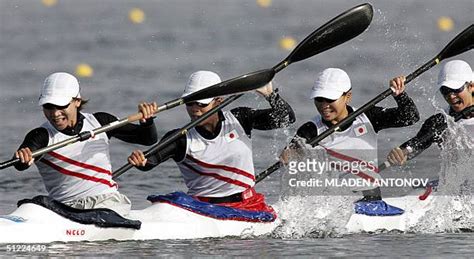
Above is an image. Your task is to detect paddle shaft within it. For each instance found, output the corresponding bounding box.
[0,73,277,172]
[0,93,239,170]
[111,47,291,179]
[2,4,375,171]
[112,4,375,179]
[257,24,474,183]
[112,94,242,179]
[255,58,442,183]
[0,114,139,170]
[0,99,189,170]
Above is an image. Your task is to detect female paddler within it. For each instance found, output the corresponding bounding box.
[281,68,420,216]
[14,72,158,216]
[128,70,295,220]
[387,60,473,167]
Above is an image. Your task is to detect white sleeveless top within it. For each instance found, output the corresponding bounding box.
[310,110,380,182]
[443,107,474,134]
[458,117,474,132]
[177,111,255,197]
[457,117,474,149]
[36,113,117,202]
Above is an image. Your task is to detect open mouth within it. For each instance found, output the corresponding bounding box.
[321,109,334,117]
[52,117,66,125]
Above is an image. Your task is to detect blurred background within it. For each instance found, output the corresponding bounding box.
[0,0,473,213]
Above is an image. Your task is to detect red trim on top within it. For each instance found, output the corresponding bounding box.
[186,155,255,181]
[324,147,380,173]
[41,159,117,188]
[182,162,252,189]
[156,199,273,223]
[48,151,112,175]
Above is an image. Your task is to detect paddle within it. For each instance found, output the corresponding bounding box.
[256,24,474,184]
[0,3,374,171]
[271,3,373,73]
[111,3,375,179]
[0,71,271,171]
[113,94,243,179]
[379,105,474,171]
[140,2,374,114]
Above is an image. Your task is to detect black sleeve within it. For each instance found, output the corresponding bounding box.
[135,129,187,171]
[14,127,49,171]
[364,92,420,132]
[93,112,158,145]
[399,113,447,156]
[295,121,319,147]
[230,90,296,135]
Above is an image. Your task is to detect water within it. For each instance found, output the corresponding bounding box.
[4,234,474,257]
[1,0,473,256]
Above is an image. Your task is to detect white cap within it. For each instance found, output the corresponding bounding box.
[182,70,221,104]
[310,68,351,100]
[38,72,81,106]
[437,60,473,90]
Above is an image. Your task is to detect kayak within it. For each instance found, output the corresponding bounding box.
[3,187,470,243]
[0,192,279,243]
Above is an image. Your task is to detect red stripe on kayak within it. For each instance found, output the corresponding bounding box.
[182,162,252,189]
[41,159,117,188]
[186,155,255,181]
[48,151,112,176]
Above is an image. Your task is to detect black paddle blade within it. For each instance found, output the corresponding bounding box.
[438,24,474,61]
[279,3,373,70]
[182,69,275,103]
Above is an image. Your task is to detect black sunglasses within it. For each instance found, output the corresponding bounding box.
[314,97,338,103]
[185,101,211,108]
[439,84,466,96]
[43,102,71,110]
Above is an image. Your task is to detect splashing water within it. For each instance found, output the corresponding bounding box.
[410,115,474,233]
[270,109,473,236]
[271,195,354,238]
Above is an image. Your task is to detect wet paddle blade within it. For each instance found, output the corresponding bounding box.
[437,24,474,61]
[282,3,373,67]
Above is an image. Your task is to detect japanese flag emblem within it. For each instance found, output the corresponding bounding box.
[354,125,367,136]
[225,129,239,142]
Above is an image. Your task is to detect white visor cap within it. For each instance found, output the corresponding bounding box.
[38,72,81,106]
[310,68,351,100]
[182,71,222,104]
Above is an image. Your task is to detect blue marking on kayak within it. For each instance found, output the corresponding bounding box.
[0,215,26,223]
[147,192,276,222]
[354,200,405,216]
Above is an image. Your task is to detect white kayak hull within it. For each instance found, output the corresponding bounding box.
[0,202,278,243]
